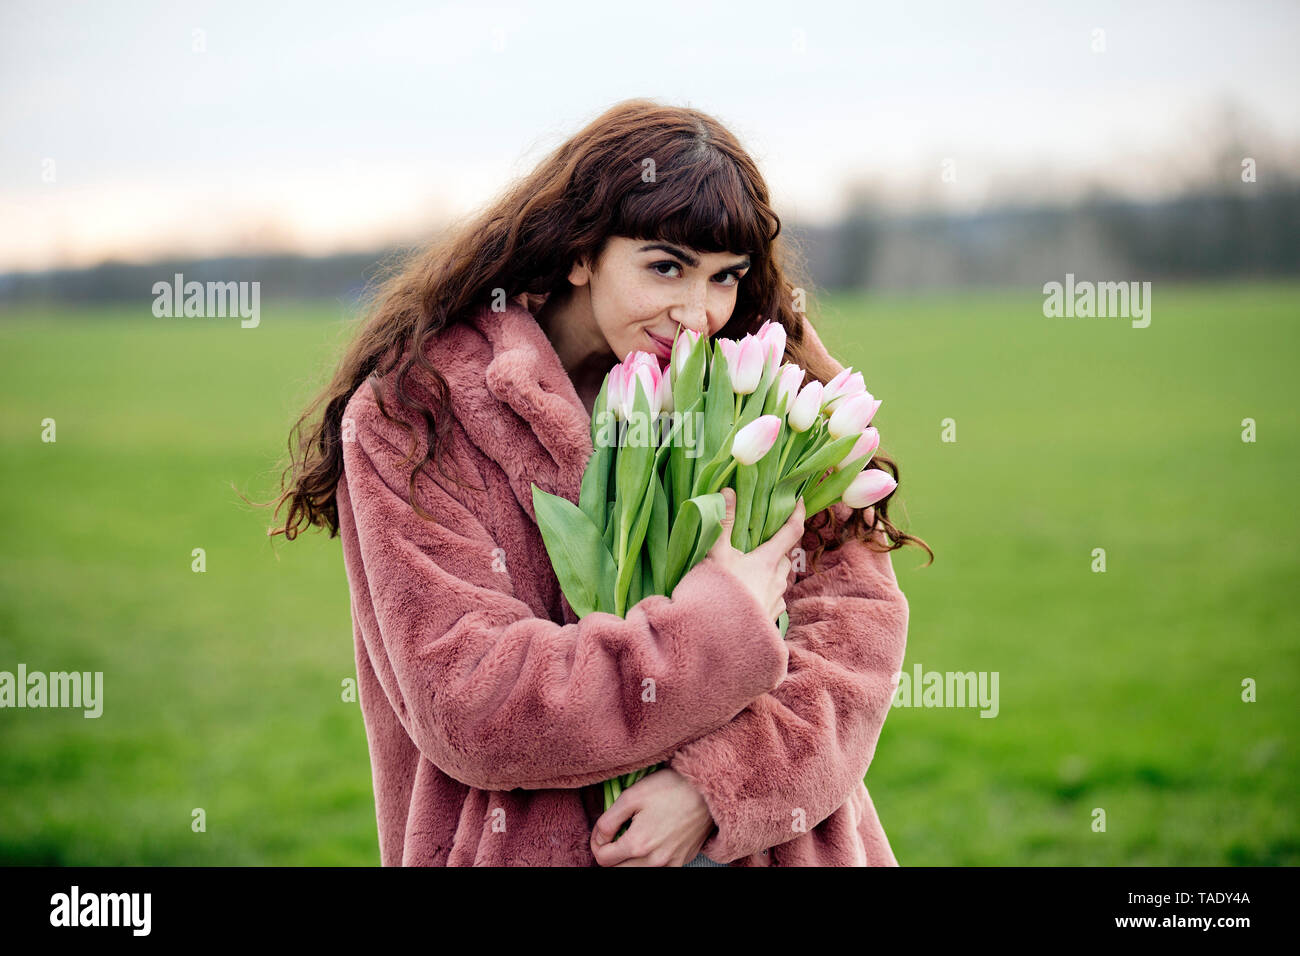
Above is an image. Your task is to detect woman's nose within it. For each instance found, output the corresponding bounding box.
[670,286,709,334]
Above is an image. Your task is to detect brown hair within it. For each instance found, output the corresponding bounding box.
[265,98,932,570]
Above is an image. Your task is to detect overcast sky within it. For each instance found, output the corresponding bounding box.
[2,0,1297,271]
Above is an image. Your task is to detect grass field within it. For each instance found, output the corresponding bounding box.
[1,281,1297,865]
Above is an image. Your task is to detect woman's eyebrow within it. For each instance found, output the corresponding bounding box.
[638,243,750,272]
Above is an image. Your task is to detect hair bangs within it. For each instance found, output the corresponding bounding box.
[612,155,776,258]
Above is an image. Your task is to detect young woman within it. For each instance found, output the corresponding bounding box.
[270,99,931,866]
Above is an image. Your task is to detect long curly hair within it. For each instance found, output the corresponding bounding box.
[265,97,933,571]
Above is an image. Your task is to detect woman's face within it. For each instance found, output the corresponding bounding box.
[569,235,752,367]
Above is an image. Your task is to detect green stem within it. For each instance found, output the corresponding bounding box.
[614,517,630,616]
[775,429,795,479]
[706,458,739,496]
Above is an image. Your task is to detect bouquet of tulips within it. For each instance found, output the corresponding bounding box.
[530,319,896,822]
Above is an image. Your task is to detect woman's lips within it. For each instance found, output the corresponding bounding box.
[645,330,673,358]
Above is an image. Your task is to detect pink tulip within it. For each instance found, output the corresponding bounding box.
[842,468,897,509]
[715,337,737,371]
[755,319,787,368]
[823,368,866,412]
[607,363,630,420]
[827,391,877,439]
[717,335,765,394]
[834,427,880,470]
[731,415,781,465]
[672,326,701,377]
[631,358,666,419]
[862,396,882,427]
[612,351,666,419]
[775,363,804,414]
[787,380,823,432]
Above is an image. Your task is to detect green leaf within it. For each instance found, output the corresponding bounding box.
[531,483,618,617]
[614,373,655,561]
[603,498,616,556]
[669,397,703,518]
[803,454,874,515]
[777,427,814,480]
[735,461,757,552]
[747,392,789,546]
[761,480,800,542]
[640,539,655,602]
[616,473,658,615]
[647,471,669,596]
[665,492,727,592]
[782,433,858,487]
[578,440,612,532]
[673,336,707,427]
[627,546,644,609]
[692,345,734,495]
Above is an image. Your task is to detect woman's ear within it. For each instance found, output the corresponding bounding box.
[568,256,592,287]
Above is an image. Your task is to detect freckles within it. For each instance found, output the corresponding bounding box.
[630,293,661,321]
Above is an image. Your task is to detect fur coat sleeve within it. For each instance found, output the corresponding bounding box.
[340,387,794,792]
[667,501,909,862]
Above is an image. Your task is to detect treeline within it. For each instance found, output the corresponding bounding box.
[2,185,1296,309]
[798,184,1300,293]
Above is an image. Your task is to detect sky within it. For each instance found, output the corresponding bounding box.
[2,0,1298,272]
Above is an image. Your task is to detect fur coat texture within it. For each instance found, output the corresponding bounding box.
[335,295,910,865]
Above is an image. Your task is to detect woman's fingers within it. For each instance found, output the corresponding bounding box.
[758,497,806,561]
[592,807,646,866]
[591,793,639,850]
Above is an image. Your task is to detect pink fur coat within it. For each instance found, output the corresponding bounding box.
[335,296,910,865]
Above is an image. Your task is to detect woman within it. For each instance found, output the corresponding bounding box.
[269,99,932,866]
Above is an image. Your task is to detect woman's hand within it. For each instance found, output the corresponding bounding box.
[590,768,717,867]
[706,487,806,622]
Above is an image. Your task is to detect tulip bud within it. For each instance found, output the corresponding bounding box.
[612,351,666,420]
[607,364,630,421]
[787,380,823,432]
[775,363,804,415]
[715,338,737,378]
[842,468,897,509]
[834,427,879,470]
[827,392,875,439]
[823,368,866,412]
[756,319,787,369]
[632,363,662,419]
[672,327,701,377]
[861,397,882,428]
[720,335,764,394]
[731,415,781,465]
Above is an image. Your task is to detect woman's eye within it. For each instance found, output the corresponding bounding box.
[651,261,745,285]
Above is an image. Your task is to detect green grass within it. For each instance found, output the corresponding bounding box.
[1,282,1297,865]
